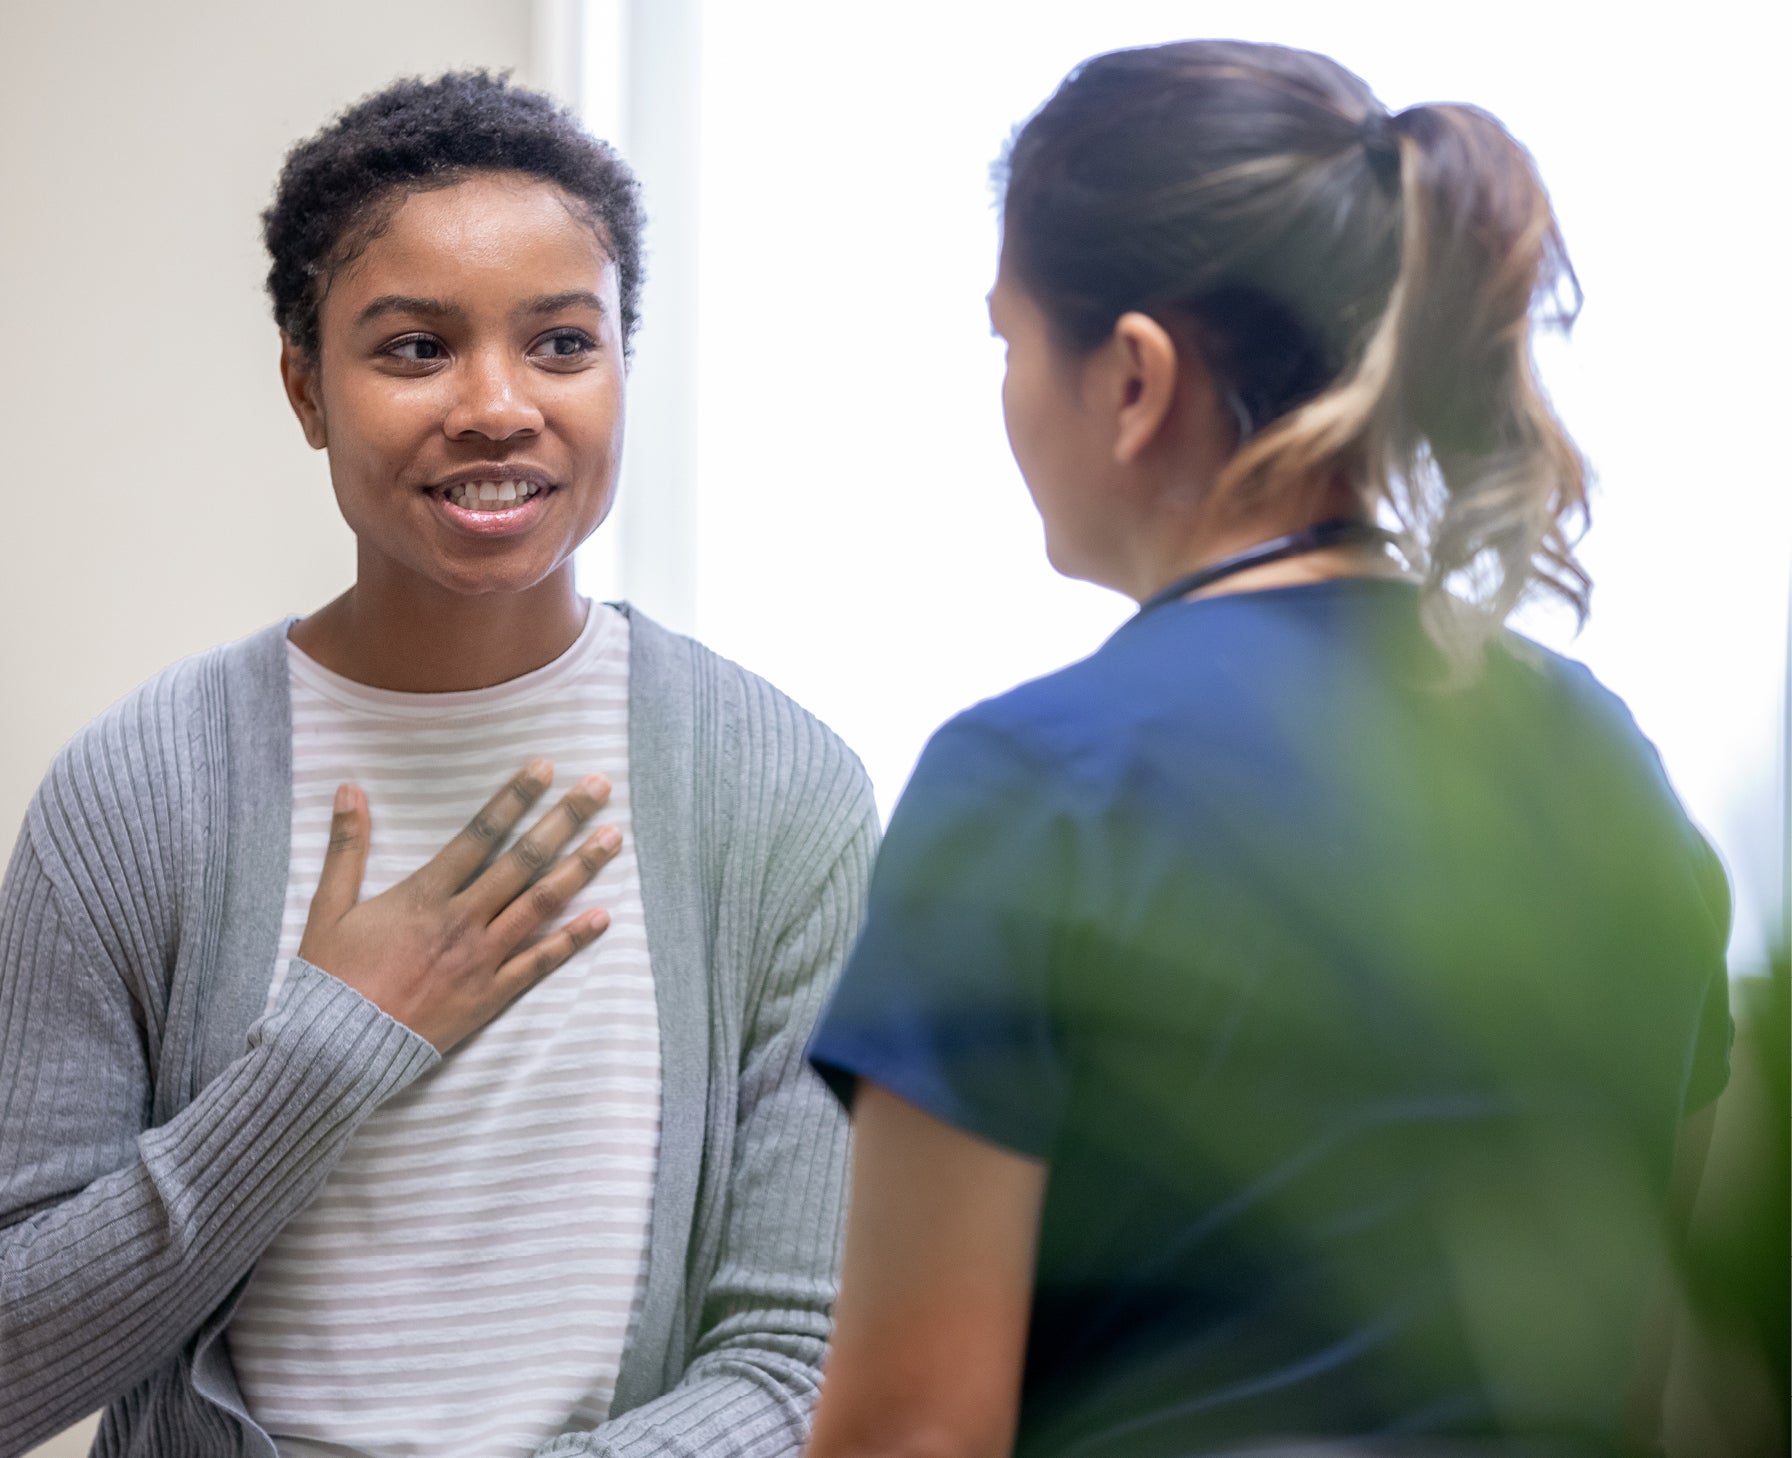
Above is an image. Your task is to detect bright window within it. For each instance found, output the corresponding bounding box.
[584,0,1789,974]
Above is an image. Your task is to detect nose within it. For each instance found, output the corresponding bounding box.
[443,348,544,442]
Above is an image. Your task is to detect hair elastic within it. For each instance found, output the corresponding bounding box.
[1359,110,1403,188]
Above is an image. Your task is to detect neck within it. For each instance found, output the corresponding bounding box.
[1121,479,1399,605]
[1142,521,1404,608]
[290,563,589,692]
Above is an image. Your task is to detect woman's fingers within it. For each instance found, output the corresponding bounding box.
[294,773,618,1053]
[485,823,622,954]
[307,784,371,929]
[494,906,612,1001]
[425,759,554,892]
[465,774,611,919]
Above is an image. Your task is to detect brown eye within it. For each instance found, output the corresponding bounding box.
[531,329,597,364]
[386,335,447,362]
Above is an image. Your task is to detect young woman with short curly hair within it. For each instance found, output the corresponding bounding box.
[0,71,874,1458]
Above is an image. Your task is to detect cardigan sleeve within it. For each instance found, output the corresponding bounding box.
[535,774,879,1458]
[0,815,439,1455]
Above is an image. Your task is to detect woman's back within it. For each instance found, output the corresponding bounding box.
[817,578,1728,1454]
[804,37,1728,1458]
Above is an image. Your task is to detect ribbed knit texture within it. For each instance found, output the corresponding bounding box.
[231,606,660,1454]
[0,607,876,1458]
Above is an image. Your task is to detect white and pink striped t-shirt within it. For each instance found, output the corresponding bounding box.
[228,604,660,1458]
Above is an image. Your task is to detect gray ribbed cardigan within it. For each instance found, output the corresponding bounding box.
[0,607,877,1458]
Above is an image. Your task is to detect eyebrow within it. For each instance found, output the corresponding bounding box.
[522,290,607,317]
[354,291,607,327]
[356,294,456,326]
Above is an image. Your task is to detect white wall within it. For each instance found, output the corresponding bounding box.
[0,0,556,847]
[0,5,558,1451]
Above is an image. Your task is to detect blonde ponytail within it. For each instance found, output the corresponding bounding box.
[1001,42,1593,673]
[1216,102,1591,669]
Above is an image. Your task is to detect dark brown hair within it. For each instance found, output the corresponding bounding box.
[264,71,645,362]
[997,40,1590,663]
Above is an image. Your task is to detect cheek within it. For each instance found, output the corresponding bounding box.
[1002,353,1075,512]
[588,375,627,450]
[561,375,627,484]
[1000,358,1040,476]
[323,372,441,466]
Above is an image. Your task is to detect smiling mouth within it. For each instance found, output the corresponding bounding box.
[441,478,549,511]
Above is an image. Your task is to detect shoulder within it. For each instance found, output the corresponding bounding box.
[882,689,1094,880]
[914,628,1164,799]
[1522,642,1650,746]
[1486,632,1682,802]
[14,621,284,984]
[1503,631,1720,853]
[620,605,876,867]
[34,641,220,837]
[940,592,1318,754]
[28,621,289,883]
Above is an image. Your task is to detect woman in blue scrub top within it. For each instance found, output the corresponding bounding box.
[805,40,1730,1458]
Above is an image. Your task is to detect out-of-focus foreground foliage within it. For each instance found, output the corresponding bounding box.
[1666,942,1789,1457]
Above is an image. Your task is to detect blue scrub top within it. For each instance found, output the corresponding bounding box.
[810,578,1730,1457]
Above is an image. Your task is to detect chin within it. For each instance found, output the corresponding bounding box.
[1041,527,1095,584]
[1041,532,1134,600]
[424,551,569,599]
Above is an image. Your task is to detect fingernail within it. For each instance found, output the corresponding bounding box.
[597,826,622,853]
[523,757,552,783]
[334,784,353,813]
[577,774,609,798]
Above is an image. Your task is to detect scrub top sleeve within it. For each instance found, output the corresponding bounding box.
[808,716,1072,1160]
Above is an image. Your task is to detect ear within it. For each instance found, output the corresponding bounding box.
[1108,311,1183,464]
[279,334,329,451]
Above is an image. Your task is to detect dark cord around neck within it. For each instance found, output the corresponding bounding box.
[1135,518,1402,616]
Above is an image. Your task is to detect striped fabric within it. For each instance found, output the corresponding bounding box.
[0,609,877,1458]
[228,606,660,1456]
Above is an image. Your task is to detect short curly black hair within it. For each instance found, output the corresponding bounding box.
[263,70,644,360]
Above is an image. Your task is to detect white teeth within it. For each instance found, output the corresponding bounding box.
[444,480,543,510]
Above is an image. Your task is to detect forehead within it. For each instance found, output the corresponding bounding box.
[330,173,617,310]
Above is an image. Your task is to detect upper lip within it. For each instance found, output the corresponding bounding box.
[426,464,557,495]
